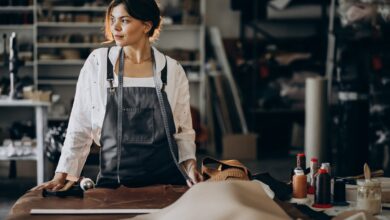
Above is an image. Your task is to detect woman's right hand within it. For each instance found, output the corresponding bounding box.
[30,172,67,191]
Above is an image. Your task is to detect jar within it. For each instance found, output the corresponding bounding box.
[356,179,382,215]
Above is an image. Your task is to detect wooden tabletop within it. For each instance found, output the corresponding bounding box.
[8,185,187,220]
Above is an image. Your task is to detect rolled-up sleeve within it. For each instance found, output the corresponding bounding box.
[173,64,197,163]
[55,53,95,178]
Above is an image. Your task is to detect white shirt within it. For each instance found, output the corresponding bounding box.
[55,46,196,178]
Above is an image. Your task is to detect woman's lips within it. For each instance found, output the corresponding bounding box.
[114,35,123,39]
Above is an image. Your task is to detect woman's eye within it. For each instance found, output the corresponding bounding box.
[122,19,129,23]
[110,17,115,23]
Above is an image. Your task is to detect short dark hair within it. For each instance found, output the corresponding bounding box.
[104,0,162,42]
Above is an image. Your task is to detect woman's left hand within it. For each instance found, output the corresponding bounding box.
[181,159,203,187]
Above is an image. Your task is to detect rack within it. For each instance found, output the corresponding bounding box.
[241,1,327,130]
[0,100,50,184]
[0,0,206,122]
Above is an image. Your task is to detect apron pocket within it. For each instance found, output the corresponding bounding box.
[122,107,154,144]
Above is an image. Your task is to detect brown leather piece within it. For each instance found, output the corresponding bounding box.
[8,185,187,220]
[201,157,251,181]
[131,181,291,220]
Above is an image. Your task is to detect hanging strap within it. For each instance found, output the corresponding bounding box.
[116,47,124,183]
[106,47,114,92]
[161,58,167,91]
[152,52,193,185]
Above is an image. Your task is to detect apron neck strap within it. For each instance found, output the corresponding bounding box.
[107,47,167,90]
[106,47,114,91]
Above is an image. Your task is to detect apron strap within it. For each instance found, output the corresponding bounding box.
[152,51,192,184]
[106,47,114,92]
[116,47,124,183]
[161,57,167,91]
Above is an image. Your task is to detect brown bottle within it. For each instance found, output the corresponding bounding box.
[293,168,307,199]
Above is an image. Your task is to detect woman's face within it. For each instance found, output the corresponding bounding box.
[110,4,151,46]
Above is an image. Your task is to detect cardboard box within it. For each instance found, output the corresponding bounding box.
[23,90,51,102]
[222,133,258,160]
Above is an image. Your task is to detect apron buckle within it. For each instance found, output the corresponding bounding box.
[108,79,115,93]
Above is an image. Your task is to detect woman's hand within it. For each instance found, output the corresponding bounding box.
[30,172,67,191]
[181,159,203,187]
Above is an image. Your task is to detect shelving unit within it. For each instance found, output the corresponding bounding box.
[0,0,206,122]
[240,1,327,127]
[33,0,206,121]
[0,99,50,184]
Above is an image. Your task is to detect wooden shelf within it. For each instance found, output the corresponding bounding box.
[267,4,325,20]
[0,154,37,161]
[37,22,103,28]
[37,43,103,48]
[0,25,33,30]
[38,6,106,12]
[163,25,200,31]
[47,116,69,121]
[180,61,201,66]
[38,60,85,65]
[0,6,34,12]
[0,99,50,107]
[0,61,34,67]
[250,108,304,114]
[39,79,77,85]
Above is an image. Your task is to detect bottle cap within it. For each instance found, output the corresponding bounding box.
[318,168,328,174]
[294,168,304,175]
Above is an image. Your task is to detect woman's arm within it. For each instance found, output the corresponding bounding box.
[32,52,97,191]
[54,52,96,179]
[173,64,202,185]
[173,64,196,164]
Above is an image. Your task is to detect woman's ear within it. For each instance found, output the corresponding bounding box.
[144,21,152,34]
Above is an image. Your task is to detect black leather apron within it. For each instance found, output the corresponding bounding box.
[96,47,185,188]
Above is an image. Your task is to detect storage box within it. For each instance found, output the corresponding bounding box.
[222,133,258,160]
[23,90,51,102]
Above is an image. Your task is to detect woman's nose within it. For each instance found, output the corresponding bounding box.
[112,20,121,31]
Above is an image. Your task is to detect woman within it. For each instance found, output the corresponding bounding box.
[34,0,202,190]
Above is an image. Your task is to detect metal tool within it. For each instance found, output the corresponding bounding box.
[42,179,95,198]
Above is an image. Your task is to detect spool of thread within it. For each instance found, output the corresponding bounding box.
[321,162,331,177]
[293,168,307,199]
[297,153,306,169]
[308,157,318,194]
[333,178,349,206]
[313,168,332,208]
